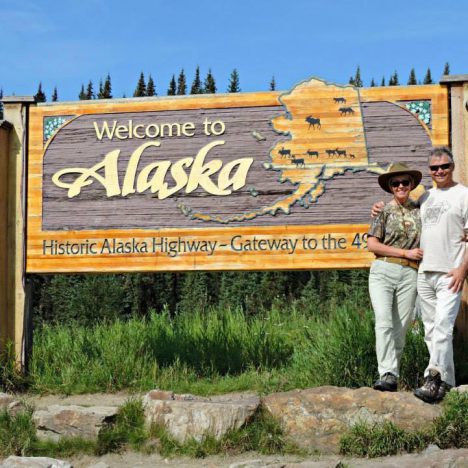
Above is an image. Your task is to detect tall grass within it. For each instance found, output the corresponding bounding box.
[24,294,446,395]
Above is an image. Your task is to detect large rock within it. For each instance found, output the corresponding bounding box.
[33,405,118,441]
[262,386,442,454]
[0,393,24,416]
[143,390,260,443]
[1,456,72,468]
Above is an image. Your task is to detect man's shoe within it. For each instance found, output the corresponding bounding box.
[373,372,397,392]
[436,381,453,402]
[414,370,441,403]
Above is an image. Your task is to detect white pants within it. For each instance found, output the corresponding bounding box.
[369,260,418,378]
[417,271,462,387]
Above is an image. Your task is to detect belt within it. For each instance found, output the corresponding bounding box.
[375,256,419,270]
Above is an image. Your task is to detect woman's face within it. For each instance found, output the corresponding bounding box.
[389,175,412,203]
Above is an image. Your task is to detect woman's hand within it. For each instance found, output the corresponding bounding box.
[404,248,423,261]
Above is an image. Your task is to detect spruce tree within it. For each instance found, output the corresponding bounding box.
[86,81,94,100]
[167,75,176,95]
[269,76,276,91]
[348,76,355,86]
[146,75,156,96]
[97,79,104,99]
[407,68,417,85]
[177,69,186,95]
[423,68,433,84]
[389,71,399,86]
[78,84,86,100]
[134,72,146,97]
[34,82,46,102]
[190,66,202,94]
[227,69,240,93]
[353,66,363,87]
[51,86,58,102]
[203,69,217,94]
[443,62,450,75]
[381,76,386,86]
[370,78,376,87]
[102,74,112,98]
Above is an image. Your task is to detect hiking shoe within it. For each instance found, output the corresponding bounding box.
[373,372,398,392]
[414,370,441,404]
[436,381,453,402]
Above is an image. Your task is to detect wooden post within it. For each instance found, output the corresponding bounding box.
[440,75,468,339]
[0,97,35,368]
[0,120,12,351]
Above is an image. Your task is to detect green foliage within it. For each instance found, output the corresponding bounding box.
[423,68,433,84]
[443,62,450,75]
[134,72,146,97]
[190,66,202,94]
[389,71,399,86]
[34,82,46,102]
[0,341,28,393]
[407,68,417,85]
[146,75,156,96]
[86,80,94,100]
[51,86,58,102]
[0,408,36,456]
[203,69,216,94]
[381,76,386,86]
[100,74,112,99]
[269,76,276,91]
[167,75,177,95]
[353,66,363,87]
[177,69,186,95]
[432,391,468,448]
[340,421,428,458]
[370,78,376,87]
[150,409,302,458]
[227,69,240,93]
[97,399,147,454]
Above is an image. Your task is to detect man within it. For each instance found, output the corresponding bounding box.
[373,147,468,403]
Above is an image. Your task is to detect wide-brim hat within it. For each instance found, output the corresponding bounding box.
[378,163,422,193]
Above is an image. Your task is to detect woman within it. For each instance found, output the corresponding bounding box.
[367,163,423,392]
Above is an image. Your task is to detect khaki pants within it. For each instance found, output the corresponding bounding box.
[417,271,462,387]
[369,260,418,378]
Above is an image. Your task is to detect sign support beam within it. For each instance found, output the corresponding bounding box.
[1,97,35,368]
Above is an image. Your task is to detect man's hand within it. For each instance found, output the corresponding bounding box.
[371,201,385,218]
[446,266,468,293]
[405,248,424,261]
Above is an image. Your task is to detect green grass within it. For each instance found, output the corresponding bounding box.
[340,391,468,458]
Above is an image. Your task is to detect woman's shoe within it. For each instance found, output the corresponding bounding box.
[373,372,397,392]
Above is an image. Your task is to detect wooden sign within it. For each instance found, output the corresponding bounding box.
[27,78,449,273]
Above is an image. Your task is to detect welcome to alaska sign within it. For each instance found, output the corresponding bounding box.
[27,78,449,273]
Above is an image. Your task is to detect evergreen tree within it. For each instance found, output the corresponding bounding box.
[348,76,355,86]
[381,76,386,86]
[146,75,156,96]
[86,81,94,100]
[190,66,202,94]
[167,75,176,95]
[269,76,276,91]
[97,79,104,99]
[443,62,450,75]
[389,71,399,86]
[353,66,363,87]
[134,72,146,97]
[203,69,217,94]
[78,84,86,100]
[423,68,433,84]
[102,74,112,99]
[407,68,417,85]
[370,78,376,87]
[176,69,186,95]
[227,68,240,93]
[34,82,46,102]
[51,86,58,102]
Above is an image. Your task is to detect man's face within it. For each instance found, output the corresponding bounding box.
[428,154,454,188]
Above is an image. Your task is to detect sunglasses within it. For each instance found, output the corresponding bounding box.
[429,163,452,172]
[390,179,411,188]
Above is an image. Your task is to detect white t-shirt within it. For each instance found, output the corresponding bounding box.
[419,183,468,273]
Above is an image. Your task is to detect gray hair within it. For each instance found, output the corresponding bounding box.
[429,146,455,165]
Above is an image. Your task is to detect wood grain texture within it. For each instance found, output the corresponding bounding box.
[0,128,9,345]
[27,83,449,273]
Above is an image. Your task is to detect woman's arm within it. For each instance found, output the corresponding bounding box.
[367,236,423,261]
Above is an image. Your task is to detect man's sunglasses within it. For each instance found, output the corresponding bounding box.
[429,163,452,172]
[390,179,411,188]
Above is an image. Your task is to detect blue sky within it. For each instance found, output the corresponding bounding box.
[0,0,467,100]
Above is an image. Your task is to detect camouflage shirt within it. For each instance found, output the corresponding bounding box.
[368,200,421,250]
